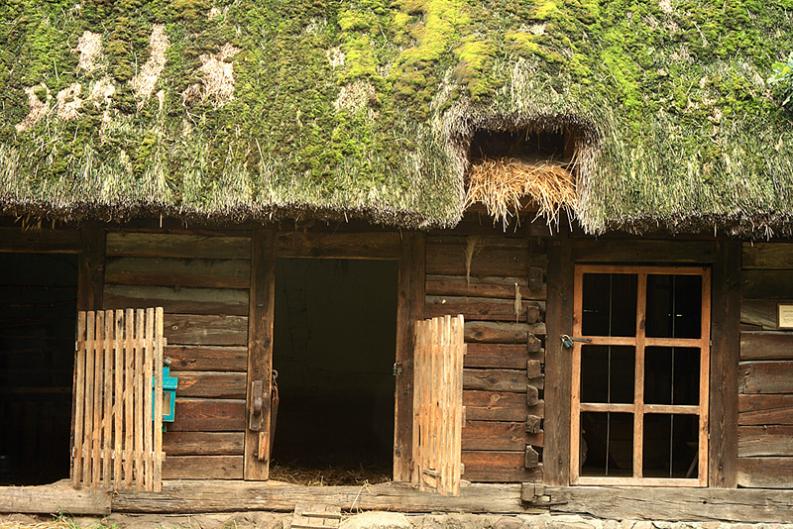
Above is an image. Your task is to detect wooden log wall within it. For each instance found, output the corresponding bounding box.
[103,232,251,480]
[425,233,546,483]
[738,242,793,488]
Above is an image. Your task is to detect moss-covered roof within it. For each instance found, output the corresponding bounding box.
[1,1,792,233]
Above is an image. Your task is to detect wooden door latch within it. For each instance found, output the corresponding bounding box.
[249,379,265,431]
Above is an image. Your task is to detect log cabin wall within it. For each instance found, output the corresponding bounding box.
[739,242,793,488]
[425,229,547,483]
[102,231,252,480]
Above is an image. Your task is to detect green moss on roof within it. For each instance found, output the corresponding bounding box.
[1,0,792,233]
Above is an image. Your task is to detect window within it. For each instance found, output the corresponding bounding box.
[571,265,710,486]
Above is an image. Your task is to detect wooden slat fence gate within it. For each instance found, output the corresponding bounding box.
[411,314,466,496]
[71,308,164,492]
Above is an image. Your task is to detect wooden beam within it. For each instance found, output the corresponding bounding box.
[393,232,425,481]
[542,233,572,485]
[739,361,793,393]
[741,331,793,360]
[0,226,81,253]
[0,480,110,515]
[245,228,275,480]
[106,232,251,259]
[737,457,793,488]
[571,239,717,264]
[545,485,793,523]
[112,480,532,514]
[709,238,740,487]
[77,222,106,311]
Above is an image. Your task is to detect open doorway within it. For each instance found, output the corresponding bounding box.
[0,253,78,485]
[271,258,398,485]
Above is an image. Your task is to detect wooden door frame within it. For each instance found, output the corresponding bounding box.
[261,229,424,482]
[543,237,739,488]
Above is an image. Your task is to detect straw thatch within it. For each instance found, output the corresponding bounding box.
[1,1,791,234]
[465,158,575,229]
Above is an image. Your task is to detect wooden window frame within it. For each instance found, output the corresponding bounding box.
[570,264,711,487]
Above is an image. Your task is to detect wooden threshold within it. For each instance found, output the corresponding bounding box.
[112,480,534,514]
[0,480,111,515]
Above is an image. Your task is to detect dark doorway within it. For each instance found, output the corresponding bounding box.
[0,253,78,485]
[272,258,397,485]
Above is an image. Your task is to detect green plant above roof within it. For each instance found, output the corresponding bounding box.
[1,0,792,234]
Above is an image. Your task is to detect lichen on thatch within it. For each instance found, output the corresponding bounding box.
[0,1,791,234]
[465,158,575,229]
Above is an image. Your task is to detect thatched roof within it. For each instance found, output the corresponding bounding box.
[1,1,791,234]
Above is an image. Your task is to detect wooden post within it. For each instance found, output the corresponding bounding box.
[393,232,425,482]
[244,228,276,480]
[709,238,741,487]
[77,222,106,311]
[543,231,572,485]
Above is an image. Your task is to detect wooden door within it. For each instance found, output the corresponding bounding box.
[411,314,466,496]
[71,308,164,491]
[244,228,276,479]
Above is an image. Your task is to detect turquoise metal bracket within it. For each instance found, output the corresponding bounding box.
[153,365,178,431]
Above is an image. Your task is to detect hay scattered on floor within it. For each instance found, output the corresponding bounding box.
[269,463,390,486]
[465,157,576,228]
[0,518,81,529]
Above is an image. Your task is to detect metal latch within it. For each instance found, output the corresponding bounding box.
[560,334,593,349]
[248,379,265,431]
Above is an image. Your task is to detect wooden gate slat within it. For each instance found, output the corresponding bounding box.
[71,307,165,492]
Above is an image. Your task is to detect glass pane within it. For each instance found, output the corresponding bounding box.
[581,345,635,404]
[580,412,633,477]
[582,273,637,337]
[644,347,700,405]
[642,414,699,478]
[646,275,702,338]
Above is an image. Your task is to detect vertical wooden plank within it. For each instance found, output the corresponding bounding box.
[91,311,104,488]
[134,309,145,490]
[709,239,739,487]
[410,320,424,485]
[77,222,105,311]
[394,232,425,482]
[72,312,86,487]
[544,231,572,485]
[82,311,95,486]
[569,267,583,484]
[113,310,124,488]
[123,308,134,487]
[700,268,712,486]
[633,273,647,479]
[245,228,274,480]
[102,311,113,487]
[143,308,154,491]
[153,307,164,492]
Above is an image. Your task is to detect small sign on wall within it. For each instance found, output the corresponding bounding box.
[778,304,793,329]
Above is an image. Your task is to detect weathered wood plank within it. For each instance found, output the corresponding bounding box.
[737,457,793,488]
[426,242,531,277]
[743,242,793,269]
[77,223,106,311]
[546,485,793,523]
[465,322,545,343]
[0,227,81,253]
[167,345,248,371]
[461,451,542,482]
[165,314,248,346]
[106,232,251,259]
[738,394,793,425]
[112,481,528,514]
[170,399,246,432]
[742,270,793,299]
[105,285,249,316]
[426,275,546,300]
[463,390,533,421]
[572,239,717,263]
[739,361,793,394]
[741,299,779,329]
[741,331,793,360]
[464,368,529,393]
[464,343,535,369]
[163,432,245,456]
[0,480,110,515]
[162,456,244,480]
[738,425,793,457]
[172,371,247,399]
[710,238,740,488]
[425,296,542,323]
[105,257,250,289]
[462,421,541,451]
[277,232,401,259]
